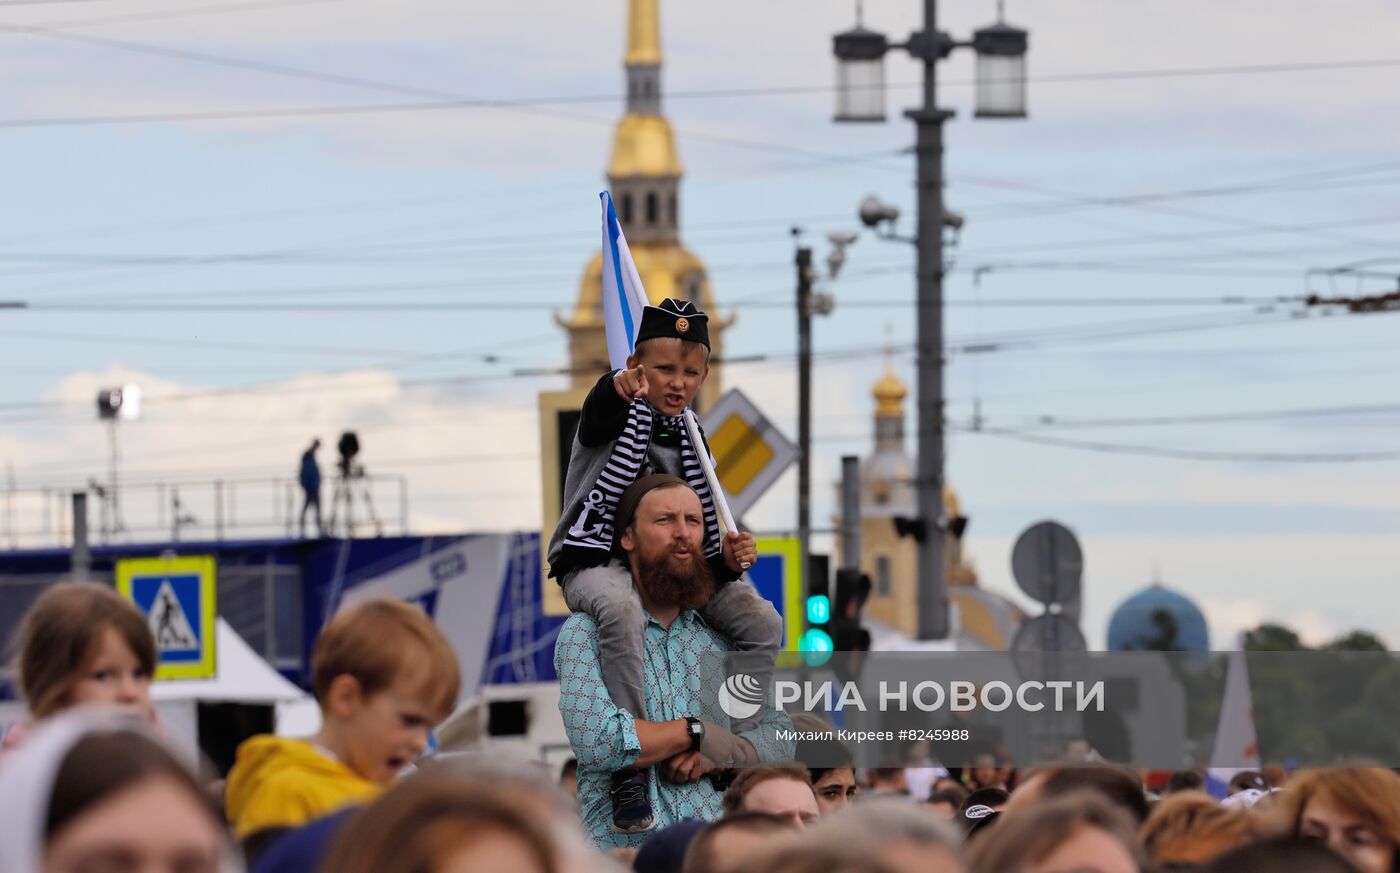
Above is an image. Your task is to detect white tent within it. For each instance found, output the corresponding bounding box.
[152,618,309,756]
[152,618,305,704]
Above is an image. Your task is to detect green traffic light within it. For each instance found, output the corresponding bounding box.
[799,628,834,666]
[800,628,833,652]
[806,594,831,625]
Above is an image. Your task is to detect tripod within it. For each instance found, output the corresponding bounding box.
[326,462,382,538]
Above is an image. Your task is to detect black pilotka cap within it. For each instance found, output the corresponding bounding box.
[635,298,710,350]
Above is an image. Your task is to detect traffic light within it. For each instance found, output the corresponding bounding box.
[832,568,872,652]
[802,553,833,657]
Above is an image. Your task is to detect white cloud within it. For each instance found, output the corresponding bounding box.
[5,366,548,544]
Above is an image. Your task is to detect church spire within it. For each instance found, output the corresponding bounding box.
[609,0,680,243]
[560,0,731,412]
[627,0,661,67]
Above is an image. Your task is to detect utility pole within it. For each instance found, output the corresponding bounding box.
[840,456,860,571]
[796,246,814,604]
[833,0,1027,641]
[71,491,90,583]
[910,0,952,639]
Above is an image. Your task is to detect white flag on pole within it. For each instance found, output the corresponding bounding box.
[599,192,649,372]
[1208,649,1261,796]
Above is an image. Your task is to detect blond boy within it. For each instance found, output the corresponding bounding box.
[225,598,460,856]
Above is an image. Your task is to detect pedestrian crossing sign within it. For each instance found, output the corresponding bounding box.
[116,555,217,680]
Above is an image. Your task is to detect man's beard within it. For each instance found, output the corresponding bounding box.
[635,547,716,611]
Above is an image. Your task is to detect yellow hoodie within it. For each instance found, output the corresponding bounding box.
[224,735,381,839]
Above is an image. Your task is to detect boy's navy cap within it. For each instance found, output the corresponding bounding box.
[635,298,710,350]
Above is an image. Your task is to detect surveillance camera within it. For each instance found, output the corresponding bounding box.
[859,196,899,229]
[826,249,846,278]
[827,231,858,248]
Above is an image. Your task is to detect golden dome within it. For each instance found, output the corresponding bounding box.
[627,0,661,65]
[563,243,717,329]
[873,365,907,417]
[608,114,683,179]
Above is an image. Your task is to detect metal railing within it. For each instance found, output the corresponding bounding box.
[0,474,410,550]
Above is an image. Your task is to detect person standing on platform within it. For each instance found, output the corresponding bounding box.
[299,439,323,539]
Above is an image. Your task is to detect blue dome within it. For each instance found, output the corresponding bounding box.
[1107,584,1209,652]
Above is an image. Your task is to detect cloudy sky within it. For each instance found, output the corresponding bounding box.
[1,0,1398,648]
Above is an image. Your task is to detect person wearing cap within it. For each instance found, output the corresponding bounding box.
[547,298,783,837]
[554,475,794,851]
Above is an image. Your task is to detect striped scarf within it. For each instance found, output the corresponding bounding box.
[562,400,721,559]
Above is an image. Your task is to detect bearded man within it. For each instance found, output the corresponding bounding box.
[555,475,794,849]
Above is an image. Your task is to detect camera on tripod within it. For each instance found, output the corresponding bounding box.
[328,430,382,537]
[337,431,364,479]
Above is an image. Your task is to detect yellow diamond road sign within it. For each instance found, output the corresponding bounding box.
[701,388,796,521]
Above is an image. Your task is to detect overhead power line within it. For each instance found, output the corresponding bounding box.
[2,55,1400,129]
[976,402,1400,432]
[11,293,1310,313]
[28,0,332,29]
[964,427,1400,464]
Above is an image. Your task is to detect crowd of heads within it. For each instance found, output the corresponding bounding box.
[7,582,1400,873]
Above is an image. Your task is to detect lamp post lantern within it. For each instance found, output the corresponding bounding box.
[832,1,1029,640]
[973,21,1029,118]
[833,26,890,122]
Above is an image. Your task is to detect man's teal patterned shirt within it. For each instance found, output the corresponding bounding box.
[554,609,793,849]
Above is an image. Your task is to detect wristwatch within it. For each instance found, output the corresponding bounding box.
[684,716,705,752]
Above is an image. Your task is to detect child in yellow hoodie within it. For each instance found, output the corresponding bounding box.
[225,598,460,858]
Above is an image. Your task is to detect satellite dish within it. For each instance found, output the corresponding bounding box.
[1011,521,1082,606]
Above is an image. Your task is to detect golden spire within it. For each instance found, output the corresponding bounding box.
[873,366,907,417]
[627,0,661,65]
[873,331,906,417]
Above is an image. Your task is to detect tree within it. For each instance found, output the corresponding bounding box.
[1138,608,1182,651]
[1243,623,1305,652]
[1324,631,1387,652]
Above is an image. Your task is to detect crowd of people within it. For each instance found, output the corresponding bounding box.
[5,300,1400,873]
[4,579,1400,873]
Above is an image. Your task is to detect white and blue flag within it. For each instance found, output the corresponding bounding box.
[596,191,741,539]
[599,191,651,371]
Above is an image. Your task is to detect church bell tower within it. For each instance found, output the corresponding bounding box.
[558,0,731,413]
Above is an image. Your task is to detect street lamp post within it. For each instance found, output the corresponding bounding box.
[833,1,1028,640]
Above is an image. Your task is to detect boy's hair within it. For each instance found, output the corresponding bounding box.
[633,336,711,366]
[312,598,460,718]
[16,582,157,719]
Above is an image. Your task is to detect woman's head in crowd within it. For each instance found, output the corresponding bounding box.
[808,765,858,815]
[1005,763,1150,824]
[804,798,964,873]
[0,714,232,873]
[1283,766,1400,873]
[318,770,559,873]
[1141,790,1270,868]
[684,813,800,873]
[793,717,859,816]
[16,582,157,721]
[968,789,1143,873]
[45,730,228,873]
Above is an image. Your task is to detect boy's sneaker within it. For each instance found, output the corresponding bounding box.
[610,770,656,834]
